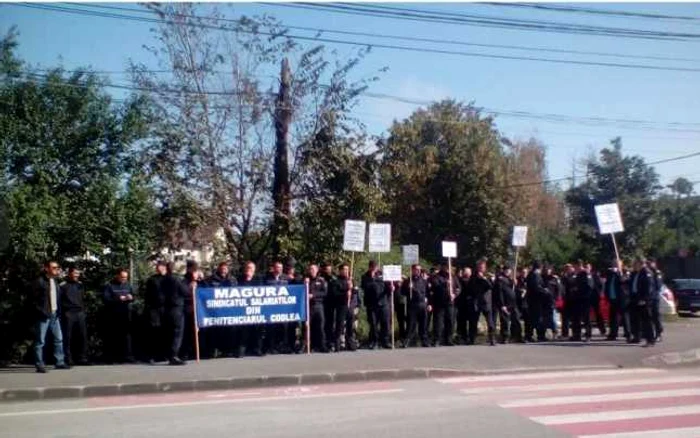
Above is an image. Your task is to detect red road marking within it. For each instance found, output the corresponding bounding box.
[88,381,396,407]
[553,413,700,436]
[512,395,700,417]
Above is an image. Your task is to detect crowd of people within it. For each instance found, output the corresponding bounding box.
[30,255,666,373]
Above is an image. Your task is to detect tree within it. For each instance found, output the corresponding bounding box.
[378,100,511,265]
[566,137,660,264]
[0,31,157,362]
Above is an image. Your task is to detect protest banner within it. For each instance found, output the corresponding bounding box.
[595,203,624,267]
[343,219,366,283]
[368,223,391,265]
[402,245,420,266]
[193,284,307,361]
[511,226,528,292]
[441,241,457,302]
[383,264,403,349]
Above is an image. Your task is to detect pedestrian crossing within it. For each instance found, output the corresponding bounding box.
[437,368,700,437]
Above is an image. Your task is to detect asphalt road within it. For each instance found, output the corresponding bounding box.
[2,367,700,438]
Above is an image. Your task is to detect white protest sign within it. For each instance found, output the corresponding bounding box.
[442,241,457,258]
[595,203,624,235]
[512,226,528,247]
[383,265,403,282]
[402,245,420,265]
[343,220,366,252]
[368,223,392,253]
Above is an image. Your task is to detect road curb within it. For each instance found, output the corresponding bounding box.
[0,364,621,403]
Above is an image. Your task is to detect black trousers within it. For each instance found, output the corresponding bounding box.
[181,309,194,359]
[541,300,555,339]
[650,299,663,339]
[105,304,133,363]
[631,302,655,343]
[456,302,474,342]
[406,304,429,346]
[309,304,326,351]
[560,302,571,338]
[146,307,166,361]
[324,299,337,350]
[499,307,522,341]
[61,311,88,364]
[571,298,592,340]
[524,299,542,340]
[608,299,630,339]
[395,300,408,343]
[469,307,495,342]
[331,302,349,349]
[167,307,184,359]
[344,305,357,349]
[433,304,454,345]
[366,305,391,347]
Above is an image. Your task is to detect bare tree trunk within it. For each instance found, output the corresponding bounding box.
[272,58,292,257]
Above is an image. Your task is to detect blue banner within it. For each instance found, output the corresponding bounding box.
[195,284,307,327]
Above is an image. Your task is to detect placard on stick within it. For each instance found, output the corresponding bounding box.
[594,203,624,235]
[368,223,391,253]
[402,245,420,265]
[383,265,403,282]
[442,241,457,258]
[343,220,366,252]
[512,226,528,247]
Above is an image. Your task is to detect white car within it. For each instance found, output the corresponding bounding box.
[659,284,676,315]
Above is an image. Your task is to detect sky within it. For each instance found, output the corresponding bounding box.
[2,2,700,190]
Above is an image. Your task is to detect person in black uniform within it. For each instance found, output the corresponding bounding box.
[466,259,496,346]
[456,267,473,345]
[144,261,167,364]
[362,261,391,349]
[102,268,135,363]
[588,264,607,337]
[392,277,408,347]
[306,264,328,352]
[346,272,362,352]
[402,264,430,347]
[204,261,237,357]
[516,267,529,335]
[238,261,263,356]
[524,262,547,343]
[572,261,595,342]
[330,263,353,352]
[265,261,288,354]
[495,265,521,343]
[542,266,560,340]
[604,261,628,341]
[181,260,201,360]
[284,261,303,353]
[628,259,655,346]
[161,262,188,365]
[560,264,577,340]
[430,263,459,346]
[59,266,89,366]
[647,258,664,343]
[320,262,337,352]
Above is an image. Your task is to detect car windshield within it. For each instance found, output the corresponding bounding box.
[671,279,700,290]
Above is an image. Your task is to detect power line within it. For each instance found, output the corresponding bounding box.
[482,3,700,23]
[76,3,700,65]
[276,2,700,42]
[21,71,700,134]
[14,3,700,74]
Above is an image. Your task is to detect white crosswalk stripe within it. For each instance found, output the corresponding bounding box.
[438,368,700,438]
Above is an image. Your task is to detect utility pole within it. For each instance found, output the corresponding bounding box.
[272,58,292,258]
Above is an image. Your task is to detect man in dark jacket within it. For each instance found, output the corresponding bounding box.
[629,259,655,346]
[467,259,496,346]
[102,268,135,363]
[588,264,607,337]
[162,263,188,365]
[542,266,560,340]
[648,258,664,343]
[238,261,263,356]
[430,263,460,346]
[560,264,577,340]
[265,261,288,354]
[204,261,237,358]
[181,260,201,360]
[144,261,167,364]
[306,264,328,352]
[362,260,391,349]
[525,262,547,342]
[604,261,628,341]
[331,263,354,351]
[403,264,430,347]
[570,261,595,342]
[320,262,337,352]
[284,261,304,353]
[32,261,69,373]
[456,267,473,345]
[59,266,89,366]
[495,265,521,343]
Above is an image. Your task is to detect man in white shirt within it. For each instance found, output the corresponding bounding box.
[32,261,70,373]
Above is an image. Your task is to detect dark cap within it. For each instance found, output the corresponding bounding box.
[186,260,199,270]
[156,260,168,267]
